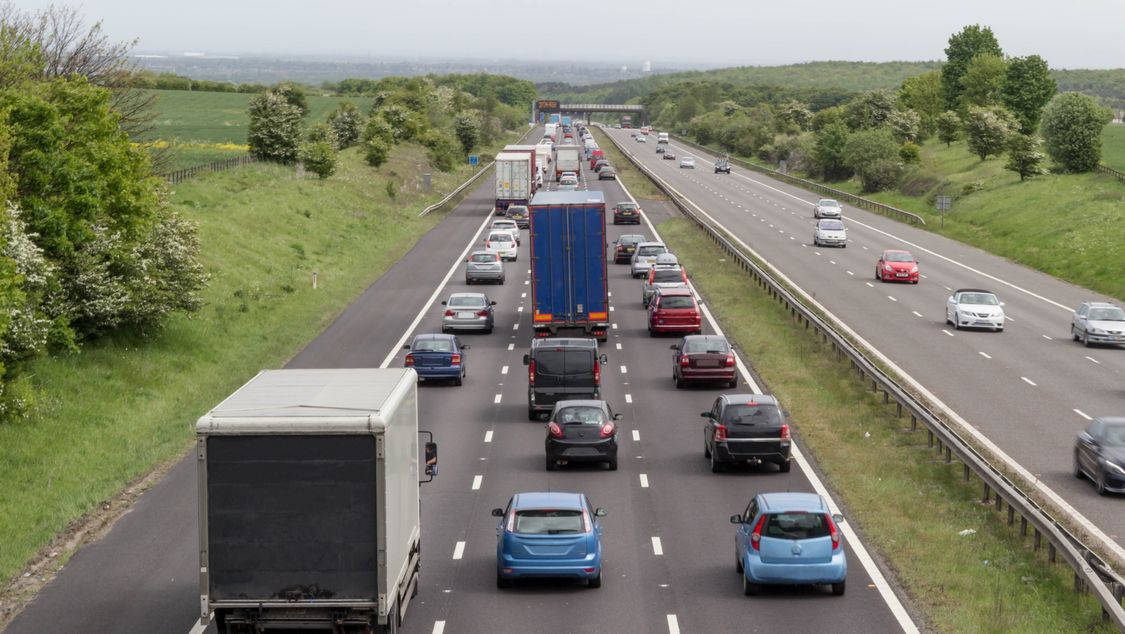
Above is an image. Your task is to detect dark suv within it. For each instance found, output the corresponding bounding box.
[524,338,608,420]
[715,156,731,174]
[701,394,791,473]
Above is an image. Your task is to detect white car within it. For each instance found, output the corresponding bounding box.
[680,156,696,169]
[946,289,1005,331]
[636,136,647,143]
[1071,301,1125,347]
[813,218,847,248]
[558,174,579,191]
[813,199,843,219]
[491,219,521,245]
[485,230,519,262]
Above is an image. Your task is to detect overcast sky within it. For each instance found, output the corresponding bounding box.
[19,0,1125,69]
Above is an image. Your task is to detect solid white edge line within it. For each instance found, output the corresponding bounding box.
[1074,409,1092,420]
[379,211,494,368]
[471,475,483,490]
[433,621,446,634]
[651,536,664,556]
[452,541,465,560]
[666,614,680,634]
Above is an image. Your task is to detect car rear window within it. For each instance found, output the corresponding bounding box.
[722,403,781,426]
[617,203,638,211]
[413,339,452,352]
[652,269,684,283]
[764,512,830,540]
[448,296,485,308]
[658,296,695,310]
[619,236,643,246]
[555,406,607,425]
[471,254,497,263]
[514,510,583,535]
[489,233,512,242]
[819,220,844,230]
[637,245,666,257]
[684,339,729,354]
[534,349,594,377]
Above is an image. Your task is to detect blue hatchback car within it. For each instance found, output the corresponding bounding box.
[731,492,847,596]
[403,334,469,385]
[492,492,605,588]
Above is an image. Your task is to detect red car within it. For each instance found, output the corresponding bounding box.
[876,249,919,283]
[671,335,737,388]
[648,288,702,336]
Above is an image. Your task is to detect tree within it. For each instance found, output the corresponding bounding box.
[942,25,1003,109]
[937,111,961,146]
[898,71,943,138]
[247,91,302,163]
[298,141,337,179]
[675,94,700,123]
[362,115,394,145]
[1005,134,1046,181]
[843,128,903,192]
[900,141,921,164]
[271,82,309,117]
[844,90,896,130]
[1040,92,1112,172]
[887,109,922,142]
[811,122,852,180]
[778,100,813,131]
[959,53,1008,108]
[363,137,391,168]
[453,112,480,154]
[376,104,425,142]
[962,105,1017,161]
[810,106,844,131]
[305,122,336,147]
[327,102,364,148]
[420,129,459,172]
[1003,55,1057,134]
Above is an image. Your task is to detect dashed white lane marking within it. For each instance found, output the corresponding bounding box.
[862,245,869,250]
[507,343,515,350]
[1074,409,1092,420]
[612,323,618,329]
[1021,377,1037,386]
[616,342,623,350]
[471,475,483,490]
[790,236,795,240]
[501,365,508,375]
[524,280,529,285]
[625,393,633,403]
[912,311,923,318]
[608,291,612,297]
[1085,356,1100,365]
[512,323,519,330]
[829,260,836,265]
[620,365,628,374]
[452,541,465,560]
[651,536,664,556]
[942,330,955,337]
[846,270,854,276]
[865,282,875,288]
[493,394,502,404]
[979,351,992,359]
[631,429,640,441]
[433,621,446,634]
[517,306,524,312]
[888,296,897,302]
[484,430,493,443]
[639,474,649,488]
[521,292,526,298]
[943,285,952,291]
[1041,334,1052,340]
[814,251,821,256]
[610,306,615,312]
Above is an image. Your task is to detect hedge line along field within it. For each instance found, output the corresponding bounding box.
[1102,123,1125,171]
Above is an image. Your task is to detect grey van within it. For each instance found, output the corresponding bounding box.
[523,338,608,420]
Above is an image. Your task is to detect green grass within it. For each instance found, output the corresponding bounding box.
[657,216,1114,633]
[1101,124,1125,171]
[590,128,666,201]
[158,145,249,171]
[0,130,520,589]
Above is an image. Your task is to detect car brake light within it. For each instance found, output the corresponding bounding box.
[600,422,615,438]
[404,353,414,367]
[594,361,601,386]
[725,353,735,367]
[528,359,535,386]
[451,353,461,365]
[780,424,790,440]
[581,509,591,533]
[444,309,455,317]
[750,514,767,551]
[477,310,489,317]
[679,354,690,367]
[506,511,515,532]
[826,513,840,550]
[713,424,727,442]
[548,421,563,438]
[682,270,688,283]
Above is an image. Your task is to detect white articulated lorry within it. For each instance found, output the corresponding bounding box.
[196,368,438,633]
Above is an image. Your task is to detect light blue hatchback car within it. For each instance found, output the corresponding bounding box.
[492,492,605,588]
[731,492,847,596]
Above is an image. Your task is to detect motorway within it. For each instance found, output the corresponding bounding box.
[602,128,1125,558]
[7,129,916,633]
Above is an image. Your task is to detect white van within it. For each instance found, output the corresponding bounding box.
[657,132,669,144]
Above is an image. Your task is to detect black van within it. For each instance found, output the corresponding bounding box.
[523,338,608,420]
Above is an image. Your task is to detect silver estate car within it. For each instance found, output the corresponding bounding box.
[642,265,688,307]
[813,199,843,219]
[630,242,669,278]
[465,250,504,285]
[441,293,497,333]
[1072,301,1125,347]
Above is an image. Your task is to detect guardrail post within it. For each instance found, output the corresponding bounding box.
[1007,505,1015,525]
[1049,543,1057,564]
[896,403,902,418]
[944,446,952,463]
[982,482,990,503]
[1034,529,1042,551]
[963,464,970,481]
[910,415,917,431]
[1020,516,1028,537]
[927,430,934,448]
[994,495,1003,512]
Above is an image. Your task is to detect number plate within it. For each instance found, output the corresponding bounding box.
[457,312,475,319]
[896,273,908,277]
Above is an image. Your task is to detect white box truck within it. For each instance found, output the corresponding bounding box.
[534,145,552,184]
[196,368,438,633]
[554,145,582,181]
[503,144,542,190]
[494,151,534,213]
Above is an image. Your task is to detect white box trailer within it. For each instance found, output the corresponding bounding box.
[494,151,534,212]
[196,368,437,633]
[554,145,582,180]
[503,144,542,189]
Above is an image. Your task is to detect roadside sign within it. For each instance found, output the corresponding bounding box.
[936,195,951,228]
[469,155,479,167]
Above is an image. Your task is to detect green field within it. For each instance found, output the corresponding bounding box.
[0,129,519,609]
[1101,123,1125,171]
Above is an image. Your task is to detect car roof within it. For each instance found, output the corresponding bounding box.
[636,241,666,248]
[656,287,693,297]
[1083,301,1120,308]
[553,399,610,410]
[1094,416,1125,426]
[758,492,828,514]
[530,337,598,350]
[470,250,496,256]
[448,292,487,301]
[883,249,913,256]
[683,334,728,344]
[412,333,456,343]
[512,491,585,510]
[722,393,779,407]
[954,288,995,295]
[818,198,840,205]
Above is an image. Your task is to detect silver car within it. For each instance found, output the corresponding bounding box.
[642,265,687,307]
[441,293,496,333]
[946,289,1005,332]
[680,156,696,169]
[630,242,669,278]
[465,250,504,285]
[1072,301,1125,347]
[813,198,843,219]
[813,218,847,247]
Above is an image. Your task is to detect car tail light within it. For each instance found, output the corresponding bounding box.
[681,270,688,283]
[725,353,735,367]
[404,353,414,367]
[528,359,535,386]
[594,361,601,386]
[780,424,790,440]
[581,509,591,533]
[713,424,727,442]
[600,422,615,438]
[444,309,455,317]
[826,513,840,550]
[506,511,515,532]
[679,354,690,367]
[451,353,461,365]
[548,421,563,438]
[477,310,489,317]
[750,514,767,551]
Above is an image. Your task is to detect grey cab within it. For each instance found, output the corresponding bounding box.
[441,292,496,333]
[465,250,504,285]
[1071,301,1125,347]
[524,338,608,420]
[1075,417,1125,495]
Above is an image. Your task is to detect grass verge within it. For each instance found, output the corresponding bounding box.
[1102,124,1125,171]
[657,216,1115,633]
[0,131,519,613]
[591,128,667,201]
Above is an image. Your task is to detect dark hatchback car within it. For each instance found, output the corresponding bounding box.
[702,394,792,473]
[1075,416,1125,495]
[597,166,617,180]
[612,202,642,225]
[505,204,530,229]
[592,159,610,173]
[524,338,608,420]
[671,335,737,388]
[612,234,646,264]
[545,400,622,471]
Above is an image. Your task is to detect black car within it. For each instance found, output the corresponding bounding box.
[524,338,608,420]
[612,234,646,264]
[715,157,731,174]
[656,146,666,154]
[702,394,791,473]
[598,167,617,180]
[1075,416,1125,495]
[612,202,642,225]
[593,159,610,173]
[545,400,622,471]
[505,204,530,229]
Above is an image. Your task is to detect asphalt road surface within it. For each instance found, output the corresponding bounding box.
[7,131,916,634]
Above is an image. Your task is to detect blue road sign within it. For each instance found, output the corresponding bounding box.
[469,155,479,166]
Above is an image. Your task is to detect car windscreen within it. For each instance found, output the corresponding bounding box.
[1089,307,1125,321]
[684,339,729,354]
[960,293,998,306]
[818,199,840,208]
[653,269,684,283]
[555,406,607,425]
[819,220,844,230]
[764,512,830,540]
[471,254,496,263]
[722,403,781,426]
[637,245,666,257]
[1102,424,1125,447]
[658,296,695,309]
[514,509,584,535]
[885,252,913,262]
[448,296,485,308]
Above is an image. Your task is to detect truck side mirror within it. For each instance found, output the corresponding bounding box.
[599,354,608,365]
[424,442,438,478]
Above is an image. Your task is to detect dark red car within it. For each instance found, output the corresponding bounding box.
[876,249,919,283]
[671,335,737,388]
[648,288,702,336]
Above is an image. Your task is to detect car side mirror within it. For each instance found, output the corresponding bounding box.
[999,302,1005,306]
[670,344,680,350]
[701,411,711,418]
[593,508,607,517]
[402,344,411,350]
[730,514,743,524]
[464,259,469,263]
[461,344,471,350]
[833,513,844,524]
[599,354,608,365]
[613,413,623,421]
[490,301,497,306]
[1078,315,1086,320]
[491,508,505,517]
[523,354,531,366]
[441,300,448,306]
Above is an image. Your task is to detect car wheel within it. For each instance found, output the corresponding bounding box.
[546,456,556,471]
[485,327,493,334]
[704,440,712,459]
[952,313,961,330]
[735,551,744,573]
[743,574,760,596]
[1096,469,1108,495]
[453,372,463,387]
[831,580,846,596]
[498,277,505,285]
[1082,331,1091,347]
[528,408,539,421]
[1074,451,1085,479]
[875,269,881,281]
[1072,326,1080,342]
[648,327,656,337]
[674,375,684,389]
[466,278,473,285]
[496,571,512,589]
[728,375,738,389]
[710,450,724,473]
[607,457,618,471]
[778,460,792,473]
[587,571,602,588]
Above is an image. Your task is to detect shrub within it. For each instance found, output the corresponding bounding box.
[247,91,302,163]
[843,128,903,192]
[1040,92,1112,172]
[362,116,395,145]
[900,141,921,164]
[305,123,337,148]
[298,141,338,179]
[327,102,364,148]
[962,105,1017,161]
[937,111,962,146]
[363,137,391,168]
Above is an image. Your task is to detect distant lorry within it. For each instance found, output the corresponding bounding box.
[554,145,582,181]
[562,115,572,127]
[534,145,552,183]
[495,151,535,213]
[197,368,438,634]
[528,190,609,341]
[503,144,542,189]
[544,123,558,141]
[621,115,632,128]
[657,132,669,144]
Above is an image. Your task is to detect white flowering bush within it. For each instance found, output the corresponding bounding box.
[0,203,52,363]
